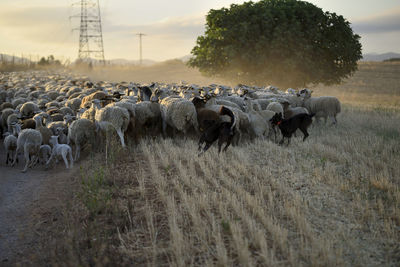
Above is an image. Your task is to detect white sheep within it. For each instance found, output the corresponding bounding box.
[11,128,42,173]
[266,102,284,117]
[3,132,18,165]
[67,118,96,161]
[46,136,73,169]
[244,98,273,139]
[159,96,199,137]
[298,89,341,124]
[19,101,40,118]
[95,105,130,148]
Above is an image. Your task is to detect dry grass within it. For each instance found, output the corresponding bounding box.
[43,62,399,266]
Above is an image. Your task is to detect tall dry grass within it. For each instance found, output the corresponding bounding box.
[42,62,399,266]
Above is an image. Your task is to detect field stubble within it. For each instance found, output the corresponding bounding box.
[48,105,400,266]
[45,62,400,266]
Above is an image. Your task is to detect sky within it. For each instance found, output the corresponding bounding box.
[0,0,399,62]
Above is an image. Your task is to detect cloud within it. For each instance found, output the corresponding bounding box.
[0,5,75,46]
[352,7,400,34]
[103,14,206,40]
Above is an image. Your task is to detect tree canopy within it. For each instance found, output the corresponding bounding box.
[188,0,362,87]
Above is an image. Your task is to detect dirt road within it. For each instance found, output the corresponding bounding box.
[0,146,77,265]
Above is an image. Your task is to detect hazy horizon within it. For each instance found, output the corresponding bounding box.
[1,0,399,62]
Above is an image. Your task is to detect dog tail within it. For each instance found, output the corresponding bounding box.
[219,106,236,131]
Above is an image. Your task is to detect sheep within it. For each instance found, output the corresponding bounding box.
[65,97,82,112]
[266,102,284,117]
[67,118,96,161]
[11,129,42,173]
[134,101,162,137]
[281,101,309,119]
[33,115,52,145]
[81,99,102,121]
[107,100,136,138]
[3,128,18,165]
[6,113,20,132]
[95,106,130,148]
[80,91,113,109]
[21,118,36,130]
[298,89,341,124]
[243,98,271,139]
[38,144,52,165]
[158,96,199,137]
[55,127,68,144]
[19,101,39,118]
[1,108,16,131]
[46,136,73,169]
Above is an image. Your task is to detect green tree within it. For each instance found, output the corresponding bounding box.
[188,0,362,87]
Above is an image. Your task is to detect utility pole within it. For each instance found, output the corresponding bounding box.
[71,0,105,64]
[136,33,146,65]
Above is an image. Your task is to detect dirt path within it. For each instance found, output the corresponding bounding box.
[0,145,78,265]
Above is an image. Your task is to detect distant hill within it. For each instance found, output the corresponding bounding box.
[362,53,400,62]
[107,58,157,66]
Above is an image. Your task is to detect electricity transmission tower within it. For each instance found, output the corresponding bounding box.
[136,33,146,65]
[72,0,105,64]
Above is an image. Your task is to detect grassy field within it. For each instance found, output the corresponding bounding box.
[35,62,399,266]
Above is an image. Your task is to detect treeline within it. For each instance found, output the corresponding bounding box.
[0,54,66,72]
[383,58,400,62]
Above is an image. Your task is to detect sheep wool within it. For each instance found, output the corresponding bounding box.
[12,129,42,173]
[160,97,198,135]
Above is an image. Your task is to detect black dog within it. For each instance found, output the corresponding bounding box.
[198,106,236,154]
[270,112,315,145]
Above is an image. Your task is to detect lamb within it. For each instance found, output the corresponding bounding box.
[11,128,42,173]
[67,118,96,161]
[46,136,73,169]
[55,127,68,144]
[38,144,52,164]
[298,89,341,124]
[3,123,20,164]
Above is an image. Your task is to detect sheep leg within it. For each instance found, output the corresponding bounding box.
[116,128,126,148]
[22,147,30,173]
[69,148,74,169]
[332,115,338,125]
[162,119,167,138]
[62,151,69,169]
[11,146,21,167]
[74,144,80,161]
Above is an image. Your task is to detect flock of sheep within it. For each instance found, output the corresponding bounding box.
[0,71,341,172]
